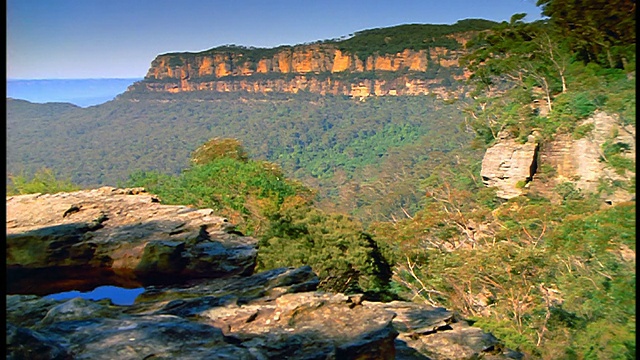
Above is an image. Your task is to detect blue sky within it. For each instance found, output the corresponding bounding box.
[7,0,543,79]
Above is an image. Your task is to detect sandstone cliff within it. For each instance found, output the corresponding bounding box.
[480,111,636,203]
[123,24,488,100]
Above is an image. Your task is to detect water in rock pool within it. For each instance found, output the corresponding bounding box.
[44,286,145,306]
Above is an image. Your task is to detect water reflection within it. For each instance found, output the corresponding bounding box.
[44,285,145,306]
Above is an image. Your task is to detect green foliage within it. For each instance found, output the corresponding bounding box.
[536,0,635,68]
[7,168,81,195]
[379,188,635,358]
[191,138,249,165]
[333,19,499,61]
[602,141,632,158]
[515,180,527,189]
[572,122,594,139]
[463,4,635,145]
[7,93,471,225]
[128,141,312,235]
[167,56,184,67]
[601,140,635,176]
[549,92,597,123]
[128,138,395,297]
[4,9,636,358]
[601,73,636,126]
[258,200,394,296]
[554,182,584,202]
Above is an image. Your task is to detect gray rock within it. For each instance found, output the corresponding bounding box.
[6,188,523,360]
[6,187,257,294]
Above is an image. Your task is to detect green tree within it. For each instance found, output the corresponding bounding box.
[191,137,249,165]
[128,138,312,235]
[258,197,394,297]
[536,0,636,68]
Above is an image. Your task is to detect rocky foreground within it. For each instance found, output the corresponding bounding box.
[7,187,522,359]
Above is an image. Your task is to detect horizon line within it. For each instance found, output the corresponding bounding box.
[7,77,145,81]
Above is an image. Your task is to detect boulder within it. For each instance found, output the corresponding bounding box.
[480,133,538,199]
[7,266,521,360]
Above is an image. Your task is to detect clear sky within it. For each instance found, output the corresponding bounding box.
[7,0,543,79]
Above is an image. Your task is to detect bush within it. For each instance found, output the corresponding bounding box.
[191,137,249,165]
[554,182,584,202]
[128,142,312,235]
[258,201,394,296]
[7,168,80,195]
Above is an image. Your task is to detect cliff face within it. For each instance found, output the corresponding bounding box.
[481,111,636,204]
[130,40,472,99]
[531,111,636,204]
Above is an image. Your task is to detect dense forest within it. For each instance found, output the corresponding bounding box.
[7,93,474,224]
[6,0,635,358]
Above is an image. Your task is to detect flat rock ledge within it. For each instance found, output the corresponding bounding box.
[7,266,523,360]
[6,188,523,360]
[6,187,257,294]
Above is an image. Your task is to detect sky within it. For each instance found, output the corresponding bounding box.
[7,0,543,80]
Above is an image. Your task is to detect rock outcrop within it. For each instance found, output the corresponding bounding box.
[6,187,257,295]
[480,132,539,200]
[6,266,521,360]
[6,187,522,359]
[532,111,636,204]
[122,28,482,100]
[480,111,635,203]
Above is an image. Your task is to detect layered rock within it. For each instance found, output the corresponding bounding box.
[7,265,521,360]
[6,187,522,359]
[480,111,636,203]
[480,132,539,199]
[125,40,472,99]
[532,111,636,204]
[145,46,458,80]
[6,187,257,294]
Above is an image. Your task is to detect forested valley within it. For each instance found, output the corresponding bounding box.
[6,0,635,358]
[7,93,474,224]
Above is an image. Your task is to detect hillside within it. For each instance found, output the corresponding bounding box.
[6,93,472,224]
[7,78,141,107]
[9,20,500,223]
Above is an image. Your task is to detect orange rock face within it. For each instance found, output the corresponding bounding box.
[332,50,351,72]
[146,44,461,81]
[139,35,476,99]
[276,51,292,73]
[198,57,215,76]
[257,59,270,73]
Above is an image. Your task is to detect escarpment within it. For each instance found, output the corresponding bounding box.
[129,46,469,99]
[123,22,494,100]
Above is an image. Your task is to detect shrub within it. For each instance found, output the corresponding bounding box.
[7,168,80,195]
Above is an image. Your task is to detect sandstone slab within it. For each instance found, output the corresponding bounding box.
[7,266,521,360]
[480,133,538,199]
[6,187,257,295]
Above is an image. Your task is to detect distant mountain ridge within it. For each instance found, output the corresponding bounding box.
[7,78,142,107]
[123,19,498,100]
